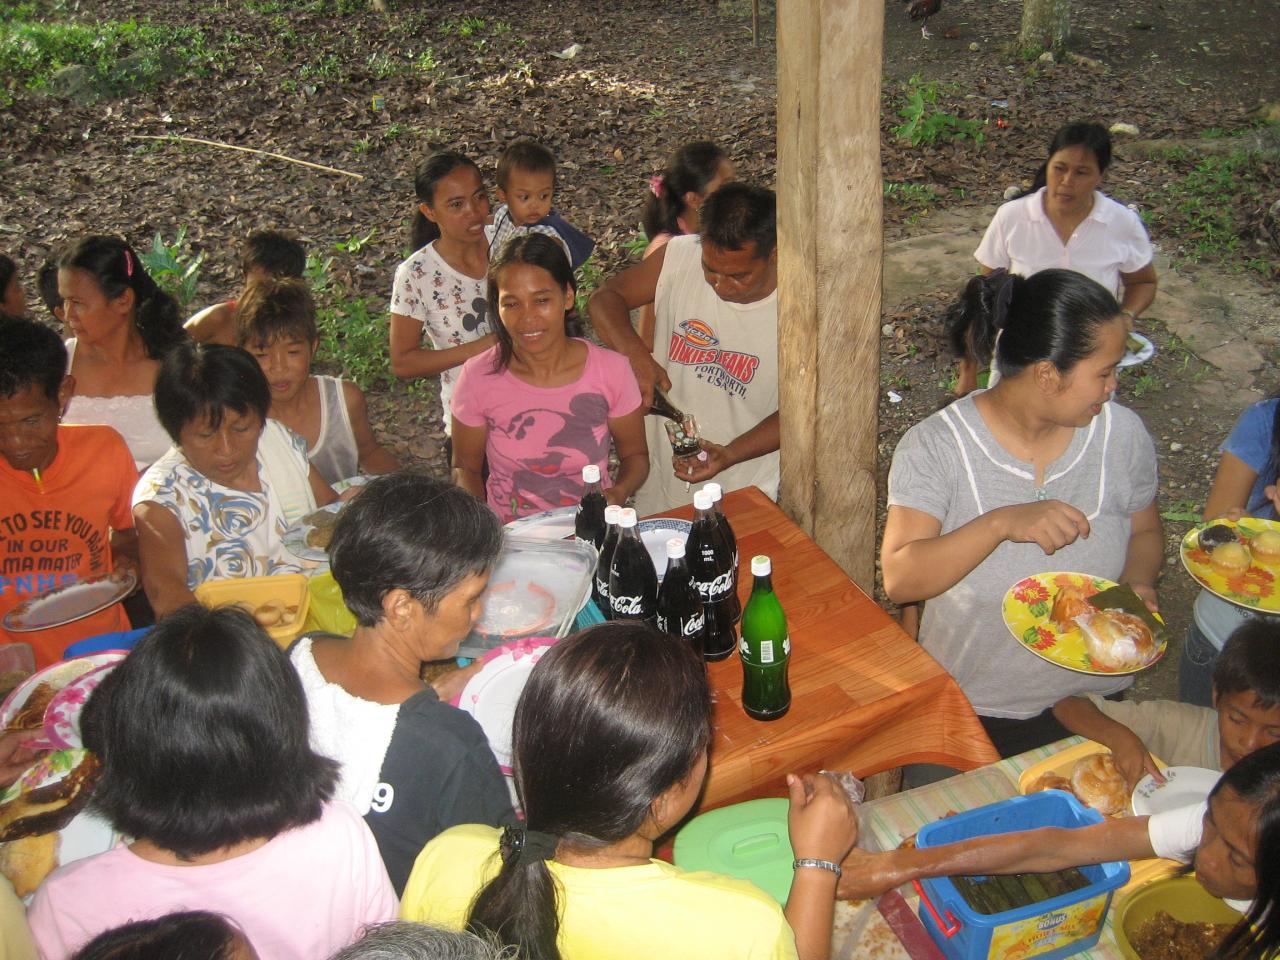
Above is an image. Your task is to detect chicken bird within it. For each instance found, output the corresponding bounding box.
[904,0,941,38]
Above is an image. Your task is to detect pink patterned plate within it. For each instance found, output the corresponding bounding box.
[44,660,121,749]
[452,637,557,773]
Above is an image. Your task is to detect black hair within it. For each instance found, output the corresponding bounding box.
[58,235,184,360]
[1023,122,1113,196]
[234,276,318,347]
[700,182,776,261]
[70,911,246,960]
[411,151,484,251]
[486,233,581,372]
[242,229,306,279]
[329,473,503,627]
[1208,741,1280,960]
[642,141,728,240]
[37,257,62,317]
[0,254,18,320]
[466,622,713,960]
[81,604,337,860]
[1214,619,1280,709]
[943,268,1122,379]
[153,340,272,443]
[0,317,66,402]
[497,139,557,190]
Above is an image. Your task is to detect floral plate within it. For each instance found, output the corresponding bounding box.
[1001,572,1167,676]
[1180,517,1280,613]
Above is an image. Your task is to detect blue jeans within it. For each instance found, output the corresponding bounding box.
[1179,622,1218,707]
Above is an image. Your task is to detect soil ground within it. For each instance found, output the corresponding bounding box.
[2,0,1278,701]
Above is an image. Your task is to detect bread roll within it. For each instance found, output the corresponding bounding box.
[1027,772,1073,795]
[1074,609,1156,671]
[0,832,56,898]
[1210,542,1251,577]
[253,600,285,627]
[1250,530,1280,565]
[1070,753,1128,816]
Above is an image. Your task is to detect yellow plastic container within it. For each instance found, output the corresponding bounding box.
[1018,741,1178,896]
[304,572,357,637]
[1113,875,1243,960]
[194,574,310,649]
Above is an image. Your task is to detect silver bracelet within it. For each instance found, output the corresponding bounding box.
[793,857,842,879]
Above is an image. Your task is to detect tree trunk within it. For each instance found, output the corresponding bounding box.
[1019,0,1070,54]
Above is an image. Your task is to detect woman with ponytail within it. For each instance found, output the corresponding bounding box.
[636,141,734,347]
[883,268,1163,758]
[400,622,859,960]
[58,235,185,470]
[389,151,496,443]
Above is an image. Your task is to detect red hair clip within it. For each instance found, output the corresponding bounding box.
[123,249,134,277]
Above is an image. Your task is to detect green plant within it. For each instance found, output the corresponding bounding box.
[575,256,604,317]
[892,74,985,148]
[353,137,372,154]
[366,51,398,79]
[883,181,940,208]
[1161,151,1263,262]
[308,255,393,391]
[383,122,405,140]
[1160,499,1201,523]
[1128,372,1159,398]
[137,228,204,309]
[334,230,376,254]
[621,229,649,258]
[299,53,342,82]
[414,48,440,75]
[648,106,667,119]
[491,21,512,35]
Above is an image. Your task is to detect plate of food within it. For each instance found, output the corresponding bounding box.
[1131,766,1221,818]
[1001,572,1167,675]
[282,503,345,561]
[1020,741,1159,818]
[0,654,125,745]
[1180,518,1280,613]
[454,637,557,772]
[1118,331,1156,369]
[2,570,137,633]
[44,662,119,750]
[637,518,693,579]
[474,580,558,639]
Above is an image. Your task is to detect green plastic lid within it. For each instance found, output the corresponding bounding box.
[672,798,794,903]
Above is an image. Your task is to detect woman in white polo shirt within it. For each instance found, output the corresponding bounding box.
[955,122,1157,396]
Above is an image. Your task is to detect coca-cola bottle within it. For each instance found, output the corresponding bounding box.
[608,508,658,625]
[703,482,740,623]
[687,489,737,661]
[593,504,623,616]
[646,387,686,423]
[656,537,706,656]
[575,465,608,549]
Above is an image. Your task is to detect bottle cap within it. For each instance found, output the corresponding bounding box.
[618,508,637,528]
[693,490,713,511]
[604,504,623,523]
[666,537,686,559]
[582,464,601,484]
[751,555,772,576]
[704,482,723,502]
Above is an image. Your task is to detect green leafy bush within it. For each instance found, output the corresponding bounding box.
[138,228,204,310]
[892,74,985,148]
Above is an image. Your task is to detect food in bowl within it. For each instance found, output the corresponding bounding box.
[1128,911,1233,960]
[1075,609,1156,671]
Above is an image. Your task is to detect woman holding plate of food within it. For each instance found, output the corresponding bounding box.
[882,268,1162,760]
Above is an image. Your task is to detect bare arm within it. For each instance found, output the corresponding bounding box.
[133,501,198,617]
[1119,501,1163,611]
[635,234,674,353]
[680,412,780,486]
[586,249,671,407]
[837,816,1155,901]
[1203,451,1258,521]
[183,302,238,346]
[1051,696,1162,789]
[880,501,1091,604]
[450,418,488,502]
[605,406,649,506]
[1119,263,1158,320]
[109,527,139,569]
[783,774,859,960]
[341,381,399,475]
[308,466,338,508]
[388,313,495,380]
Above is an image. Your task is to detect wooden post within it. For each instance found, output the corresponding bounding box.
[776,0,883,593]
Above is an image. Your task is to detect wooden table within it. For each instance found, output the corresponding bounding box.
[655,486,998,810]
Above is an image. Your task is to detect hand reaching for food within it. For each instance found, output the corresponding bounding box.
[1110,731,1164,791]
[999,500,1090,555]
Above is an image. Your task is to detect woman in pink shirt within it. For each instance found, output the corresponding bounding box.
[451,234,648,522]
[27,605,397,960]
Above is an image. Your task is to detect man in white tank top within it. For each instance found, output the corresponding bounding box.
[588,184,779,515]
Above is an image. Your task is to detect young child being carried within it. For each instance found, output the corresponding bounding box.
[236,276,397,484]
[487,139,594,270]
[1052,618,1280,788]
[186,229,307,346]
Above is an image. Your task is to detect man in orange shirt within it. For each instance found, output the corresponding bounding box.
[0,319,138,667]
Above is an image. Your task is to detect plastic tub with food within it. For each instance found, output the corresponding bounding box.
[1113,874,1243,960]
[194,574,310,649]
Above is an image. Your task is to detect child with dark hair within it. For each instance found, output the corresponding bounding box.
[236,277,396,483]
[28,604,396,959]
[487,138,594,270]
[0,318,138,667]
[0,255,27,320]
[58,235,184,471]
[70,912,256,960]
[185,229,307,346]
[290,473,514,894]
[1052,619,1280,788]
[451,234,647,521]
[389,151,495,441]
[401,622,860,960]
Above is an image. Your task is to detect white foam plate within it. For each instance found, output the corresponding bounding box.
[1118,331,1156,369]
[281,502,344,562]
[454,638,557,772]
[1132,766,1220,817]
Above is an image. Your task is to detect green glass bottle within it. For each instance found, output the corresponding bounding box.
[739,555,791,721]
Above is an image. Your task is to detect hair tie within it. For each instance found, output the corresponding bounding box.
[649,174,664,198]
[123,248,134,278]
[990,269,1015,331]
[500,825,558,865]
